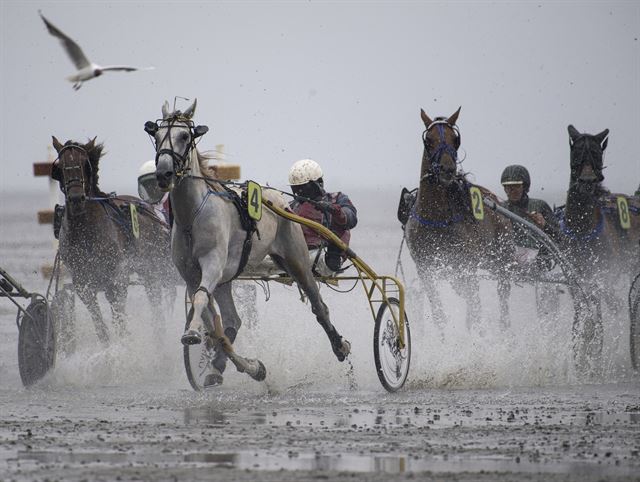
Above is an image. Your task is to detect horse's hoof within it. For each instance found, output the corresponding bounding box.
[204,370,223,388]
[332,337,351,362]
[252,360,267,382]
[181,330,202,345]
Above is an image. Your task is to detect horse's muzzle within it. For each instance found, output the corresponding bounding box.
[156,171,174,191]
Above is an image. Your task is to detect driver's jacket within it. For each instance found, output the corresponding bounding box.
[500,195,560,248]
[290,192,358,249]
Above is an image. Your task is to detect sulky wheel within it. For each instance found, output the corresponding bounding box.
[373,297,411,392]
[630,274,640,371]
[182,291,224,391]
[18,298,56,387]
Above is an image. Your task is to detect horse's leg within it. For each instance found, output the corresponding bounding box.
[272,252,350,362]
[105,280,129,339]
[143,279,166,338]
[497,275,511,329]
[198,282,244,386]
[75,285,109,345]
[416,263,448,329]
[451,271,481,331]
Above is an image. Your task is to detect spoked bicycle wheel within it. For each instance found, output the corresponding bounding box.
[373,297,410,392]
[18,297,56,387]
[630,274,640,371]
[182,290,223,391]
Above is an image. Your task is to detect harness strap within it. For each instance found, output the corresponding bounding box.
[409,208,464,228]
[221,185,257,280]
[558,208,605,241]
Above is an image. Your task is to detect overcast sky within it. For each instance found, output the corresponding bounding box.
[1,0,638,204]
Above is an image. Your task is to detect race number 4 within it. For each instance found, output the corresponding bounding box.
[247,181,262,221]
[129,204,140,239]
[617,196,631,230]
[469,186,485,221]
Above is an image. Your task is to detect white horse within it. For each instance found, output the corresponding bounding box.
[145,99,351,387]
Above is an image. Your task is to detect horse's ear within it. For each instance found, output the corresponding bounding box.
[52,135,63,153]
[447,106,461,126]
[86,136,96,151]
[162,101,171,119]
[596,129,609,150]
[183,98,197,119]
[420,108,432,127]
[568,125,581,144]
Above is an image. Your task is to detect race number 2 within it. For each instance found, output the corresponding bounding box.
[617,196,631,230]
[247,181,262,221]
[469,186,485,221]
[129,204,140,239]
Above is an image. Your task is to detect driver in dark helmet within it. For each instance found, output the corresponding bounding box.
[288,159,358,274]
[500,164,560,268]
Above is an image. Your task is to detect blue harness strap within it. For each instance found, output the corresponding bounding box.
[409,208,464,228]
[558,208,605,241]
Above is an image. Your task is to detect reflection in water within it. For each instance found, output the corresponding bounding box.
[18,450,636,477]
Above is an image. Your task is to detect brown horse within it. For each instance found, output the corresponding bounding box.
[51,137,175,345]
[404,107,515,330]
[557,125,640,310]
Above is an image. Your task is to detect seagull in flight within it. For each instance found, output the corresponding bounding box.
[39,11,154,90]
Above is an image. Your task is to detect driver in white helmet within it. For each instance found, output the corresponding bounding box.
[288,159,358,275]
[138,160,170,224]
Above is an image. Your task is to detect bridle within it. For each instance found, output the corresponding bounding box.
[145,115,209,184]
[147,117,196,181]
[569,134,605,184]
[421,119,461,182]
[55,144,93,196]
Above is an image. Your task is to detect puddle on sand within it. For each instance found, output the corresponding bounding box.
[183,405,640,429]
[16,450,637,477]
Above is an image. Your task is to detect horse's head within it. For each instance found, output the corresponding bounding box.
[567,124,609,195]
[51,136,103,217]
[420,107,462,186]
[144,99,209,191]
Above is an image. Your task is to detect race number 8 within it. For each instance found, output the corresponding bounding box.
[247,181,262,221]
[617,196,630,230]
[469,186,484,221]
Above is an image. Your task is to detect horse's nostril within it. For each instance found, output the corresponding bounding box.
[163,171,173,180]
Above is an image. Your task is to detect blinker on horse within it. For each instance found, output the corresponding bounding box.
[145,99,351,387]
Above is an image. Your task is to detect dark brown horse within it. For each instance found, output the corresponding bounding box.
[51,137,175,345]
[405,107,515,330]
[557,125,640,309]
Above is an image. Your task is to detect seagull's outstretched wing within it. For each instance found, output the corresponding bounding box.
[101,66,155,73]
[39,11,91,70]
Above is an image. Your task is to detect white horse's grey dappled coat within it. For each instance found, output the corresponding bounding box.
[149,99,350,384]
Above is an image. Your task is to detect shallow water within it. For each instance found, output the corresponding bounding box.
[1,189,639,481]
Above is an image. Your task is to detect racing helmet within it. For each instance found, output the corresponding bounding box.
[288,159,323,186]
[500,164,531,192]
[137,160,164,204]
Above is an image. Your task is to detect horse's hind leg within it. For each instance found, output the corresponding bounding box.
[208,282,243,381]
[105,281,128,338]
[272,253,350,362]
[416,263,448,329]
[143,279,167,338]
[497,276,511,329]
[75,285,109,345]
[452,271,481,331]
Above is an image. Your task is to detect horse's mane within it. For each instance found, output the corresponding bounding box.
[64,139,108,196]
